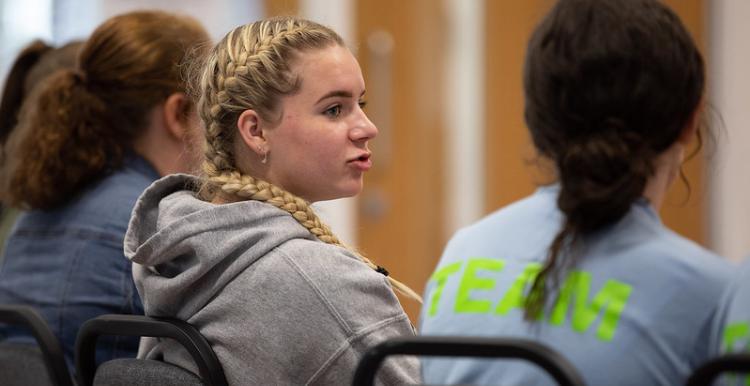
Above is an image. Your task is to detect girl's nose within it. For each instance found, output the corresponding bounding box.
[350,113,378,142]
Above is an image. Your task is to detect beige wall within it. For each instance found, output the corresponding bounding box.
[709,0,750,261]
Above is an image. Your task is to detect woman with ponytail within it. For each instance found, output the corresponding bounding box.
[124,16,419,385]
[0,40,83,252]
[420,0,730,385]
[0,11,209,370]
[0,40,82,145]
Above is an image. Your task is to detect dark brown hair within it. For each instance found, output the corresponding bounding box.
[0,11,209,210]
[522,0,705,317]
[0,40,83,144]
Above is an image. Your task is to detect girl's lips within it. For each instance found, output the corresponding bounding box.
[348,155,372,171]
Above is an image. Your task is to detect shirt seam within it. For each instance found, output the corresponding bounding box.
[304,313,411,385]
[275,247,353,335]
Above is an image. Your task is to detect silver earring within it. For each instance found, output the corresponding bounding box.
[261,149,268,164]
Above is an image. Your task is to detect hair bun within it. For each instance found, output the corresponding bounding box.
[557,123,652,233]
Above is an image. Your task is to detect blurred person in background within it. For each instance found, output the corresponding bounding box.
[0,39,84,254]
[419,0,730,385]
[0,10,210,371]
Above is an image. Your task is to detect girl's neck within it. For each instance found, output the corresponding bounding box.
[642,142,685,211]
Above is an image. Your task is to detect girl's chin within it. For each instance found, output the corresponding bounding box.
[306,184,363,203]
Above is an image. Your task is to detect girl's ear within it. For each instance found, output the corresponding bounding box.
[237,109,266,155]
[163,92,190,140]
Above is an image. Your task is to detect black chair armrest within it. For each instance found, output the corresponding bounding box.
[352,336,586,386]
[0,304,73,386]
[75,314,227,386]
[686,353,750,386]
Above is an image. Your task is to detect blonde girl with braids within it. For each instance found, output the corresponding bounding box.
[0,11,209,371]
[420,0,731,385]
[125,17,420,385]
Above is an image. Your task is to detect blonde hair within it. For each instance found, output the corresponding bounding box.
[194,16,421,302]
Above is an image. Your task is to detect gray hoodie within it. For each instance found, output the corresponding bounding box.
[124,174,419,385]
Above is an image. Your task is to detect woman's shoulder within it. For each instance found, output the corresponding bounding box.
[90,156,159,200]
[12,165,154,241]
[647,226,731,281]
[270,239,411,332]
[55,156,159,222]
[439,189,561,262]
[474,187,559,228]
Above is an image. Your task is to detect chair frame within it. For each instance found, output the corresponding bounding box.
[75,314,227,386]
[0,304,73,386]
[352,335,586,386]
[685,353,750,386]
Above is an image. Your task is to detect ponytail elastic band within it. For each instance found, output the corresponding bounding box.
[72,69,87,84]
[376,265,389,276]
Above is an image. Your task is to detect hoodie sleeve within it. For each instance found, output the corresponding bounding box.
[276,240,421,385]
[305,315,420,385]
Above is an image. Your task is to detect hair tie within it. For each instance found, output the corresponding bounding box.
[375,265,389,276]
[71,69,87,85]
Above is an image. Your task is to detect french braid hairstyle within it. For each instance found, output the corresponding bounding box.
[522,0,706,318]
[194,16,421,302]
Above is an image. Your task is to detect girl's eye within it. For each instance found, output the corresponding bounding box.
[358,100,367,109]
[324,105,342,118]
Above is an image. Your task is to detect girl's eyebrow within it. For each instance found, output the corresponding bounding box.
[316,90,351,104]
[315,89,366,104]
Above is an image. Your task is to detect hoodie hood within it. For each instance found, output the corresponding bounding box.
[124,173,314,320]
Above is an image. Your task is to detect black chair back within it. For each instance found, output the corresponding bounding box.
[353,336,586,386]
[0,305,73,386]
[75,314,227,386]
[686,353,750,386]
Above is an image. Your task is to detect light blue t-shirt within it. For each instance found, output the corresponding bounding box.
[709,259,750,385]
[419,186,732,386]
